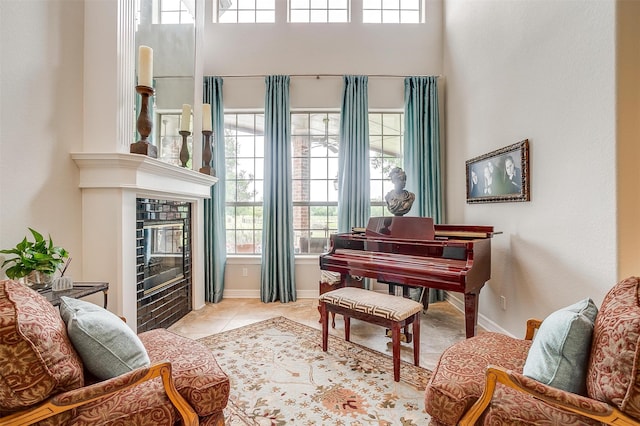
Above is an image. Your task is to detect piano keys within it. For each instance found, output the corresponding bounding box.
[319,216,496,338]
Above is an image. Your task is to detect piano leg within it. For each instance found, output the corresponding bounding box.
[464,291,480,338]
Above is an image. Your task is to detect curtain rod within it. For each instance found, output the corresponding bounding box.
[211,73,442,79]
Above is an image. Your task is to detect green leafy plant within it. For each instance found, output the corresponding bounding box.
[0,228,69,280]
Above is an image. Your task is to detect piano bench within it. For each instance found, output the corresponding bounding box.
[319,287,423,382]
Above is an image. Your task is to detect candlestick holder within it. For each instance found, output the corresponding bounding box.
[179,130,191,167]
[199,130,215,176]
[130,85,158,158]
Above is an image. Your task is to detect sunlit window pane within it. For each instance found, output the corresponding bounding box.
[328,10,348,22]
[256,10,274,22]
[363,9,381,23]
[310,158,329,179]
[238,0,255,9]
[238,10,255,22]
[382,9,399,23]
[290,9,309,22]
[401,10,419,23]
[363,0,381,8]
[310,9,327,22]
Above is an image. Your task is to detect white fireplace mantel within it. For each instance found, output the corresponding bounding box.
[72,152,217,332]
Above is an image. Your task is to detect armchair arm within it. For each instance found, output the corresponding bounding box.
[524,318,542,340]
[0,362,198,426]
[459,366,640,426]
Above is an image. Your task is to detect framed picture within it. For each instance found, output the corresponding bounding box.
[466,139,530,204]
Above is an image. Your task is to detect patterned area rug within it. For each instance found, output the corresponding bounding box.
[198,316,431,425]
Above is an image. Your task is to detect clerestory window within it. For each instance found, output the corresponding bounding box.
[289,0,350,23]
[363,0,423,23]
[216,0,276,23]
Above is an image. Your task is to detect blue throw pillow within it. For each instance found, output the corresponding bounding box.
[59,296,150,380]
[522,298,598,395]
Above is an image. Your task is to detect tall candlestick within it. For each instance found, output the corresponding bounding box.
[138,45,153,88]
[202,103,212,132]
[130,85,157,158]
[180,104,191,132]
[179,130,191,167]
[200,130,215,176]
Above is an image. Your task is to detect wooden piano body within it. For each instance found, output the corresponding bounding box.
[319,217,496,338]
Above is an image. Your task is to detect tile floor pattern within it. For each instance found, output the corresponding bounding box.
[168,298,473,370]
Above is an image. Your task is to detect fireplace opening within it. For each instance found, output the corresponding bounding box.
[136,199,192,332]
[143,221,185,295]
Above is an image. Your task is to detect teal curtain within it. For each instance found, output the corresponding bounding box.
[338,75,370,234]
[203,76,226,302]
[404,76,444,302]
[261,75,296,303]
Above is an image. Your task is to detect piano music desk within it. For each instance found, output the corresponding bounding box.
[319,287,423,382]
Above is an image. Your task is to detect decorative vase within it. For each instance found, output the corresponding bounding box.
[27,271,55,290]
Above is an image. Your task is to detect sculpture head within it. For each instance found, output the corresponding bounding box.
[389,167,407,191]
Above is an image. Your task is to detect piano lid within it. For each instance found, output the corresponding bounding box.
[364,216,435,240]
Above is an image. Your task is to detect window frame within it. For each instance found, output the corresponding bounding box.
[223,110,405,256]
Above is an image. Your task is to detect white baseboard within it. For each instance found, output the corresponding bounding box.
[444,293,513,337]
[222,289,319,299]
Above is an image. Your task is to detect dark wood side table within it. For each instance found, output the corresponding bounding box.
[39,282,109,309]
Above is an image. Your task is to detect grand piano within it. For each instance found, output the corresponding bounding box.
[319,216,496,338]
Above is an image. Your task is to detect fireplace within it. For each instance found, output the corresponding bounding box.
[136,198,192,332]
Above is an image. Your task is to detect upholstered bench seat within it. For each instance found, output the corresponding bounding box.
[319,287,423,381]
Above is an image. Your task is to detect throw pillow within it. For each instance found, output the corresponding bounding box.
[59,296,150,380]
[522,297,598,395]
[0,280,84,411]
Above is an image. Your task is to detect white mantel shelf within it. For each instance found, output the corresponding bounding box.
[71,152,217,199]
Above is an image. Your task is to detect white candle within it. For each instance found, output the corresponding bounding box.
[180,104,191,132]
[202,104,212,132]
[138,45,153,87]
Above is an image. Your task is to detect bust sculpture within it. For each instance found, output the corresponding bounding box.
[384,167,415,216]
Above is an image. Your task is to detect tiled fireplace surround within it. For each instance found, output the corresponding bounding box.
[72,153,216,333]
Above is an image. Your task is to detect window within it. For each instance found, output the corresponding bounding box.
[224,112,403,255]
[291,113,340,254]
[363,0,422,23]
[225,114,265,254]
[157,0,195,24]
[369,113,404,216]
[217,0,275,23]
[289,0,349,23]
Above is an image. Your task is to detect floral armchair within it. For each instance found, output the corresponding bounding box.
[425,276,640,426]
[0,279,230,426]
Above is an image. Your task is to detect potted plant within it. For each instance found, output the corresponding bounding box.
[1,228,69,289]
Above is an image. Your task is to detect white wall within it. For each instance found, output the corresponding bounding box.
[443,0,620,336]
[0,0,85,280]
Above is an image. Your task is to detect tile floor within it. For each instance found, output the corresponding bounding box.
[168,297,473,370]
